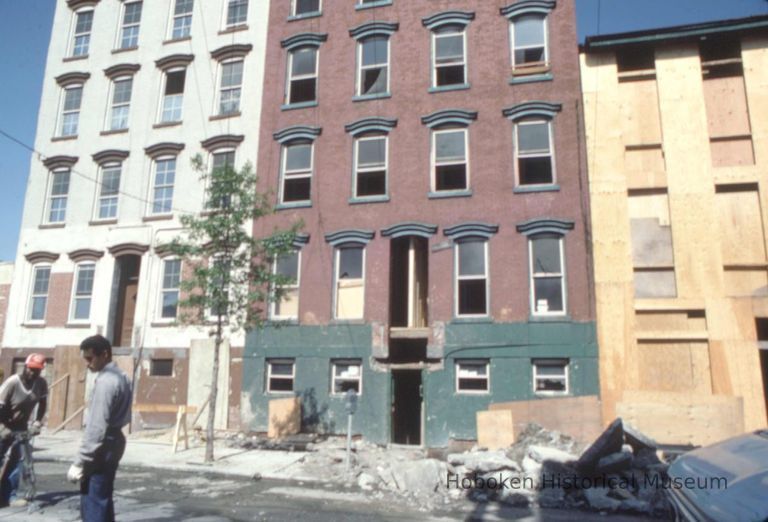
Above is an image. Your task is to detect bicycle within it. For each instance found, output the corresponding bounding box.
[0,430,37,505]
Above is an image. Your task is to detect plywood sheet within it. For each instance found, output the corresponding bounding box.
[268,396,301,439]
[188,339,230,430]
[476,410,515,450]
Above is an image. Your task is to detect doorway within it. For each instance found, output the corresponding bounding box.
[391,370,422,445]
[389,237,428,328]
[112,255,141,347]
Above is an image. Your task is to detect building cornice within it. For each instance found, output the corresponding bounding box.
[201,134,245,152]
[344,117,397,136]
[422,11,475,30]
[145,142,185,158]
[155,54,194,70]
[92,149,129,165]
[55,71,90,87]
[210,44,253,61]
[25,251,60,264]
[68,249,104,262]
[104,63,141,79]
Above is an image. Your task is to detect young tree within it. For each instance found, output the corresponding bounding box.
[165,155,300,462]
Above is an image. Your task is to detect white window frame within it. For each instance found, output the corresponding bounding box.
[118,1,142,50]
[532,359,569,395]
[69,262,96,323]
[431,26,467,87]
[528,235,566,316]
[279,141,313,204]
[292,0,321,16]
[169,0,193,40]
[510,14,549,70]
[159,67,186,123]
[58,84,83,137]
[216,58,244,116]
[107,75,133,131]
[149,156,176,215]
[357,35,390,97]
[432,128,469,193]
[224,0,248,28]
[455,360,490,394]
[454,239,489,318]
[45,168,71,224]
[27,264,52,323]
[94,162,122,220]
[270,250,301,320]
[286,46,318,105]
[331,360,363,396]
[266,359,295,393]
[354,135,388,198]
[333,244,366,320]
[159,258,181,320]
[69,8,94,57]
[515,119,556,186]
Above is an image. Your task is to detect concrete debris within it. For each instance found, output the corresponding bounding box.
[576,418,625,474]
[527,445,578,465]
[623,423,658,452]
[596,450,633,474]
[447,451,520,473]
[583,487,621,511]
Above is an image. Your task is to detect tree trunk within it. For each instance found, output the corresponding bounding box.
[205,319,223,463]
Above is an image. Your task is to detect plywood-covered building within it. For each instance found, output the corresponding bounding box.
[581,16,768,445]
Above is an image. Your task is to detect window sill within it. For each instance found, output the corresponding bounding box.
[22,323,46,329]
[534,391,570,398]
[210,112,241,121]
[356,0,392,9]
[219,24,248,35]
[112,46,138,55]
[268,318,299,326]
[39,223,65,229]
[275,201,311,210]
[428,83,470,94]
[528,314,571,323]
[151,321,177,327]
[451,316,493,324]
[349,195,389,205]
[455,390,490,396]
[89,219,118,226]
[288,11,322,21]
[65,323,91,329]
[330,319,365,325]
[513,184,559,194]
[154,121,182,129]
[266,391,296,396]
[509,73,553,85]
[52,135,77,142]
[352,92,391,103]
[100,128,129,136]
[63,54,88,62]
[428,189,472,199]
[143,214,174,222]
[281,101,318,111]
[163,36,192,45]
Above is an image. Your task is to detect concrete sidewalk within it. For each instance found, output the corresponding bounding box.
[31,430,316,482]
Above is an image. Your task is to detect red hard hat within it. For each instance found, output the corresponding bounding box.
[25,353,46,370]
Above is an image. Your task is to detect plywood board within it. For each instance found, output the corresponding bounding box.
[268,396,301,439]
[476,410,514,450]
[188,339,230,430]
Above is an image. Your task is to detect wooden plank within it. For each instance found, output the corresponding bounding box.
[134,403,197,414]
[52,406,85,434]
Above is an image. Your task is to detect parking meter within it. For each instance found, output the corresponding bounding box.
[345,389,357,472]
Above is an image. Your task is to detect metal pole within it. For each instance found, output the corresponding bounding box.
[345,411,352,473]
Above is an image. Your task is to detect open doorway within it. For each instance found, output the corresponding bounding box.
[389,237,428,329]
[111,255,141,347]
[391,370,422,445]
[756,318,768,416]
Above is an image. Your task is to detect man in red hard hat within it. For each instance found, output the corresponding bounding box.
[0,353,48,506]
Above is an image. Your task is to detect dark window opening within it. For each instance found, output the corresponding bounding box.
[436,65,464,86]
[458,279,486,315]
[519,156,553,185]
[357,170,386,197]
[165,70,185,95]
[289,78,316,104]
[700,37,743,78]
[616,45,655,73]
[150,358,173,377]
[435,164,466,191]
[283,178,311,202]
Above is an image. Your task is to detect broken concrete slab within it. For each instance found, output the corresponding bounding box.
[576,418,624,473]
[623,423,658,452]
[447,451,520,473]
[583,487,621,511]
[596,451,633,474]
[527,445,578,464]
[389,459,449,495]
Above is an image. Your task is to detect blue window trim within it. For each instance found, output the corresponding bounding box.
[275,201,312,210]
[324,229,375,246]
[280,32,328,51]
[428,190,473,200]
[422,11,475,30]
[381,222,438,239]
[349,195,390,205]
[508,73,553,85]
[444,221,499,240]
[528,314,572,323]
[355,0,392,11]
[450,316,494,325]
[514,184,560,194]
[273,125,322,144]
[428,83,470,94]
[344,117,397,136]
[421,109,477,128]
[352,92,392,103]
[515,217,573,236]
[287,11,322,22]
[500,1,556,20]
[281,100,319,112]
[502,101,561,121]
[349,21,399,40]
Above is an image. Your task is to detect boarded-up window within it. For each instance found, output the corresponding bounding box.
[636,341,711,393]
[628,191,677,298]
[616,45,655,81]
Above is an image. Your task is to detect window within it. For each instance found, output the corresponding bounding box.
[272,250,300,319]
[433,128,468,192]
[331,361,362,395]
[456,239,488,316]
[108,77,133,131]
[28,266,51,322]
[160,259,181,319]
[267,360,294,392]
[511,14,548,70]
[456,360,489,393]
[70,263,95,321]
[516,120,554,185]
[59,85,83,137]
[150,359,174,377]
[46,169,71,223]
[226,0,248,27]
[358,36,389,96]
[280,141,313,204]
[151,157,176,214]
[171,0,193,40]
[335,245,365,319]
[533,359,568,394]
[432,25,466,87]
[207,150,235,209]
[354,135,387,198]
[161,69,186,123]
[529,235,565,315]
[292,0,320,16]
[70,9,93,57]
[96,163,121,220]
[287,47,317,105]
[119,1,142,49]
[218,60,243,115]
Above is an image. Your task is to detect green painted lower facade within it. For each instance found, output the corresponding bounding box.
[243,320,599,447]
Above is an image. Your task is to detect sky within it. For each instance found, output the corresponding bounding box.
[1,0,767,263]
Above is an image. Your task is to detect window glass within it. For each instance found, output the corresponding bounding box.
[227,0,248,26]
[294,0,319,15]
[49,170,71,223]
[219,60,243,115]
[120,1,142,49]
[338,247,363,279]
[73,10,93,56]
[30,267,51,321]
[98,164,121,219]
[161,259,181,318]
[172,0,193,39]
[153,158,176,214]
[72,264,95,320]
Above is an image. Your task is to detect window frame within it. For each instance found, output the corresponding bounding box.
[94,162,122,221]
[118,0,142,50]
[150,358,174,377]
[431,25,467,88]
[58,83,83,138]
[27,264,52,323]
[333,244,366,320]
[431,127,469,193]
[266,359,295,393]
[331,360,363,396]
[169,0,193,40]
[353,134,388,199]
[509,13,549,71]
[149,155,177,216]
[356,35,390,97]
[270,249,301,321]
[216,58,244,116]
[515,119,556,187]
[286,46,318,106]
[69,262,96,323]
[107,75,133,131]
[205,148,236,210]
[159,67,186,124]
[454,239,489,318]
[291,0,321,17]
[532,358,569,395]
[528,235,566,316]
[45,168,71,224]
[69,8,94,57]
[224,0,248,29]
[455,359,490,394]
[279,140,314,205]
[159,257,182,320]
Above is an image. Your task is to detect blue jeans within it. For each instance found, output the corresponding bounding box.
[0,437,20,506]
[80,430,126,522]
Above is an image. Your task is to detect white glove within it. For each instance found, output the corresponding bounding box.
[30,421,42,435]
[67,464,83,483]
